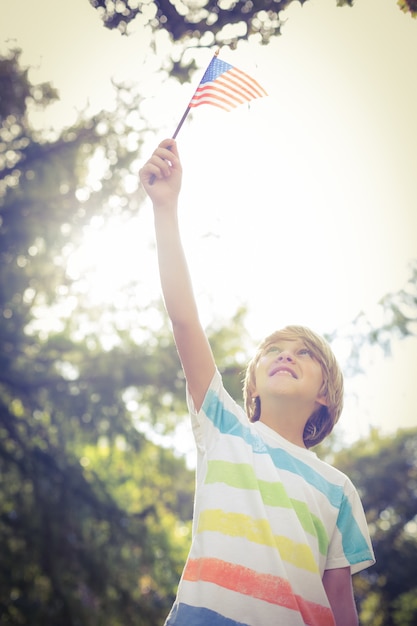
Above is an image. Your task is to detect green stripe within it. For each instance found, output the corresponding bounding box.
[205,460,329,555]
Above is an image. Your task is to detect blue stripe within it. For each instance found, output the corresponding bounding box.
[166,602,249,626]
[203,388,374,565]
[203,388,343,504]
[336,491,374,563]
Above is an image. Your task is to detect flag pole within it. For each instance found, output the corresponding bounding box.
[149,49,219,184]
[171,48,220,139]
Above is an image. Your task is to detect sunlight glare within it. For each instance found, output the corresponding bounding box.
[67,215,156,306]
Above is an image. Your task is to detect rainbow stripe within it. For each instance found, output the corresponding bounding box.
[205,460,330,556]
[183,558,335,626]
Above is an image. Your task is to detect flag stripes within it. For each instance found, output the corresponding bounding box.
[189,56,267,112]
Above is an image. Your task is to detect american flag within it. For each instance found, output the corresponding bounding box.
[189,56,267,112]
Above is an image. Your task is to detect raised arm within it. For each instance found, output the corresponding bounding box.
[139,139,216,411]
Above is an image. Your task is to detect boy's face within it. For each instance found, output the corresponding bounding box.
[252,338,328,412]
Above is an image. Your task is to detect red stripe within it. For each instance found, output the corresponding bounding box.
[189,98,231,111]
[228,67,268,98]
[193,83,246,105]
[189,67,267,111]
[214,75,256,101]
[207,72,264,102]
[183,558,335,626]
[190,85,245,110]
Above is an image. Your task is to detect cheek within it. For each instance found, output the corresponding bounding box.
[255,357,269,379]
[254,356,266,374]
[311,363,325,388]
[257,354,272,369]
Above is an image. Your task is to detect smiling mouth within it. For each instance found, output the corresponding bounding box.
[269,366,297,379]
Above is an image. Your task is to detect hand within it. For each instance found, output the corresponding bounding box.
[139,138,182,208]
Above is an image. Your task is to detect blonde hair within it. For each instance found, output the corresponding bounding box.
[243,325,344,448]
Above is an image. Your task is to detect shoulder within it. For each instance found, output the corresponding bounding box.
[188,369,251,447]
[308,453,356,490]
[188,369,245,420]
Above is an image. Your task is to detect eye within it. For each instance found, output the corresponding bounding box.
[264,345,280,355]
[298,348,313,357]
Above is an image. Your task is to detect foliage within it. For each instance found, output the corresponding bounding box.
[333,428,417,626]
[88,0,416,54]
[0,48,194,625]
[90,0,295,42]
[398,0,417,17]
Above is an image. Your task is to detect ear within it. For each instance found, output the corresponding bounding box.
[315,393,328,408]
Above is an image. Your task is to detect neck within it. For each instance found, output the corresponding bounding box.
[259,397,312,448]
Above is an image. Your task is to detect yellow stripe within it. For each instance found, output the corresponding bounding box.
[206,460,329,555]
[198,509,318,573]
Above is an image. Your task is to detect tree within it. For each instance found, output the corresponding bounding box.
[333,428,417,626]
[0,48,194,625]
[88,0,416,50]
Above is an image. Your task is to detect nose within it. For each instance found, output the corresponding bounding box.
[276,350,295,363]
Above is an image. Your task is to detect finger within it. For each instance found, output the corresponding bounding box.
[152,150,174,171]
[141,155,172,185]
[139,139,180,186]
[157,139,181,164]
[139,161,167,187]
[159,138,176,153]
[150,148,181,181]
[139,164,162,185]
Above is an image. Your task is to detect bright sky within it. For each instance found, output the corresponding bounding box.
[2,0,416,447]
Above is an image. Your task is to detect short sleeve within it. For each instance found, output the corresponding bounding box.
[186,369,224,452]
[326,481,375,575]
[186,369,248,453]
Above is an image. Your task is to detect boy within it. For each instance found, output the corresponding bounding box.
[139,139,375,626]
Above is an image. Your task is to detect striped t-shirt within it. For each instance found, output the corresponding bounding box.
[165,370,375,626]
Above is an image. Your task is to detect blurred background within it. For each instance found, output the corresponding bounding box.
[1,0,416,624]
